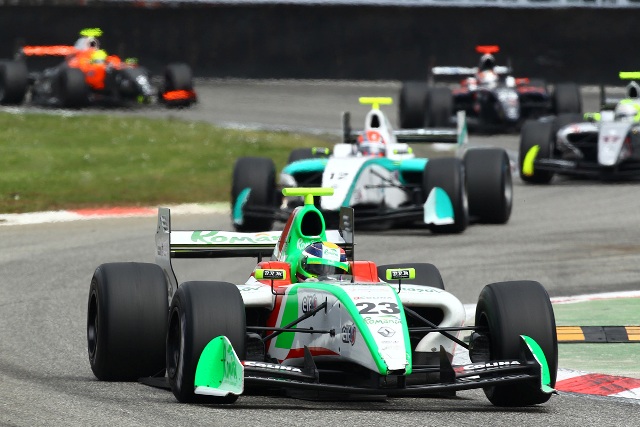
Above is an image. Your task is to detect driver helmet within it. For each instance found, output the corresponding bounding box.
[297,242,349,282]
[614,101,640,122]
[74,36,100,51]
[358,130,386,157]
[90,49,108,64]
[478,53,496,72]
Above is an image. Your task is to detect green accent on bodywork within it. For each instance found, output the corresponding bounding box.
[195,336,244,396]
[255,269,287,280]
[282,158,327,175]
[341,158,401,207]
[521,335,555,394]
[275,288,300,349]
[385,268,416,281]
[424,187,454,225]
[584,112,601,122]
[619,71,640,80]
[283,187,334,205]
[232,188,250,225]
[522,145,540,177]
[398,158,428,173]
[290,282,411,375]
[312,147,330,156]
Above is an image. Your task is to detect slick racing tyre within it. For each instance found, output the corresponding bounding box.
[0,60,28,105]
[553,82,582,114]
[425,87,453,127]
[231,156,276,232]
[377,263,444,290]
[167,281,246,403]
[164,63,194,91]
[87,262,168,381]
[398,81,428,128]
[57,67,89,108]
[287,147,330,164]
[518,119,555,184]
[464,148,512,224]
[163,63,195,107]
[423,157,468,234]
[474,281,558,406]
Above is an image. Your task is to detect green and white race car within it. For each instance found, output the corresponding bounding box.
[87,187,557,406]
[231,97,512,234]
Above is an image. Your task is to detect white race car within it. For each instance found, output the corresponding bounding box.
[232,97,513,234]
[519,72,640,183]
[87,187,557,406]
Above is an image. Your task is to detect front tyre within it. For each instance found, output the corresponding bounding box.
[518,120,555,184]
[167,281,246,403]
[231,156,276,232]
[398,81,428,129]
[475,281,558,406]
[464,148,512,224]
[0,60,28,105]
[87,262,168,381]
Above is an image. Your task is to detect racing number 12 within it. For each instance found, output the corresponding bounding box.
[356,302,400,314]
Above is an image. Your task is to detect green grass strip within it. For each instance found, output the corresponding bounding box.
[0,112,331,213]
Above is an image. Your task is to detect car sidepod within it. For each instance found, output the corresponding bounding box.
[597,121,634,166]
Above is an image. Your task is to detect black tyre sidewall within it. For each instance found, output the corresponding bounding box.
[0,61,28,105]
[465,148,512,224]
[423,157,468,234]
[58,67,88,108]
[87,262,168,381]
[164,63,193,91]
[475,281,558,406]
[167,281,246,403]
[377,263,444,289]
[399,81,429,129]
[553,83,582,114]
[231,157,276,232]
[426,87,453,127]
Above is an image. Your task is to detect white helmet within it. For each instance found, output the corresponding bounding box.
[614,101,640,122]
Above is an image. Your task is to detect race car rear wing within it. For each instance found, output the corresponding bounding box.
[342,110,467,145]
[155,207,352,298]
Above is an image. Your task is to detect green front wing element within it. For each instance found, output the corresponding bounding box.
[522,145,540,177]
[194,336,244,397]
[521,335,556,394]
[423,187,454,225]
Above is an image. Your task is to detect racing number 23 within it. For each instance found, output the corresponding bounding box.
[356,302,400,314]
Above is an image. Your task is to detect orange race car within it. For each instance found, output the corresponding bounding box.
[0,28,196,108]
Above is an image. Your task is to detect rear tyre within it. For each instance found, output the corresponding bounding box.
[425,87,453,127]
[287,147,330,164]
[0,60,28,105]
[87,262,168,381]
[518,120,555,184]
[464,149,512,224]
[398,81,428,128]
[164,63,194,91]
[57,67,88,108]
[231,156,276,232]
[474,281,558,406]
[377,263,444,289]
[553,83,582,114]
[167,281,246,403]
[423,157,468,234]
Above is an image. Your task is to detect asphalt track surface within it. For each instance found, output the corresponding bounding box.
[1,81,639,426]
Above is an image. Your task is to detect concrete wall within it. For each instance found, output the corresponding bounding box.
[1,4,637,84]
